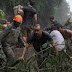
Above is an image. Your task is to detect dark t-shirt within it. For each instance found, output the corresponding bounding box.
[27,31,53,52]
[22,6,37,25]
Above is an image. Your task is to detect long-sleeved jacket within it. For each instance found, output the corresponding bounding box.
[1,23,25,47]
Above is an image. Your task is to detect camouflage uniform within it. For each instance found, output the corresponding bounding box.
[1,23,25,66]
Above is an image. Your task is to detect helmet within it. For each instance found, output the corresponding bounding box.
[13,15,23,23]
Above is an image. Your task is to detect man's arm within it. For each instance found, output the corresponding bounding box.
[18,33,26,47]
[67,30,72,40]
[50,32,58,55]
[67,30,72,35]
[66,30,72,40]
[55,46,58,56]
[22,43,29,58]
[18,5,24,15]
[34,14,37,25]
[52,41,58,56]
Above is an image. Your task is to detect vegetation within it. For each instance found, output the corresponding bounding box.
[0,41,72,72]
[55,0,70,25]
[0,9,5,19]
[0,0,70,27]
[0,9,5,29]
[0,0,72,72]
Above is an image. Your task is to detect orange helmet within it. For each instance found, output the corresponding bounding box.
[13,15,23,23]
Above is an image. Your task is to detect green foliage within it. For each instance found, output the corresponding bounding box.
[10,0,25,6]
[6,58,39,72]
[37,41,72,72]
[0,0,68,27]
[0,24,4,29]
[1,41,72,72]
[0,9,4,19]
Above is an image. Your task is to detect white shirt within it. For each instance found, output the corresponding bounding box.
[50,30,65,51]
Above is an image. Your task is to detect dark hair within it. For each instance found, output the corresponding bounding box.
[50,16,54,20]
[51,26,57,30]
[29,0,35,6]
[34,24,41,28]
[57,24,63,29]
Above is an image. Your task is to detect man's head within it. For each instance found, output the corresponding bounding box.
[33,24,42,38]
[51,26,57,31]
[57,25,63,32]
[13,15,22,27]
[28,0,35,6]
[50,16,54,22]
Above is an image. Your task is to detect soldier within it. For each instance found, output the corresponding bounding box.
[1,15,25,66]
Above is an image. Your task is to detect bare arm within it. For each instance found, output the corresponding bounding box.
[34,14,37,25]
[55,46,58,56]
[67,30,72,35]
[67,30,72,40]
[22,43,29,58]
[17,5,24,15]
[52,41,58,56]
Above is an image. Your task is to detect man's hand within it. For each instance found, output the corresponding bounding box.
[18,5,23,8]
[18,5,22,8]
[18,56,24,60]
[17,5,24,15]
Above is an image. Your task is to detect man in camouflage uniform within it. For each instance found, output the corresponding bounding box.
[0,15,25,66]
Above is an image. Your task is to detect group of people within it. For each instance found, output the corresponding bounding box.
[0,0,72,68]
[0,0,37,67]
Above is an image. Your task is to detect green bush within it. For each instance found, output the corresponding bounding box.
[0,24,4,29]
[0,9,5,19]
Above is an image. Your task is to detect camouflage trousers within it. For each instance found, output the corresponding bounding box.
[2,44,16,66]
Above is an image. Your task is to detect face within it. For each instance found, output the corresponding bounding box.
[14,21,20,27]
[34,26,42,37]
[58,27,62,31]
[50,19,53,22]
[27,2,30,5]
[51,24,54,26]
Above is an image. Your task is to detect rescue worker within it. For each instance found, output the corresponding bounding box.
[0,15,10,29]
[44,16,61,31]
[50,26,65,55]
[57,25,72,40]
[0,14,8,25]
[50,16,61,27]
[57,25,72,57]
[1,15,25,66]
[20,24,53,67]
[18,0,37,41]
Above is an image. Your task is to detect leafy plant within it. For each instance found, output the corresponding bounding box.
[0,24,4,29]
[0,9,5,19]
